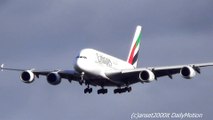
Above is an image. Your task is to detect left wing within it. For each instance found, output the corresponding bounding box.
[0,64,81,84]
[107,62,213,84]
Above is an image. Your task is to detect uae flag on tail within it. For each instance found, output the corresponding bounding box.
[127,26,142,68]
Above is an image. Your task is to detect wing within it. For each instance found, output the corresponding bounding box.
[35,70,81,81]
[0,64,81,83]
[106,62,213,85]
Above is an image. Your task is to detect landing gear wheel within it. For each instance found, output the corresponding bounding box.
[97,88,108,94]
[89,88,92,93]
[114,87,132,94]
[84,88,87,94]
[114,89,118,94]
[104,89,108,94]
[84,88,93,94]
[127,87,132,92]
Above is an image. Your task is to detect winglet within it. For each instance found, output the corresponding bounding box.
[1,64,4,71]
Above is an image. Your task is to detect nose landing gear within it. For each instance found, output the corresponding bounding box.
[79,72,85,85]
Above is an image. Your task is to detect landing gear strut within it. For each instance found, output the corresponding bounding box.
[84,84,92,94]
[79,72,85,85]
[114,87,132,94]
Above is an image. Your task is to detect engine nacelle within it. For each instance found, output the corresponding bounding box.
[139,69,155,82]
[180,66,196,79]
[47,72,61,85]
[20,70,35,83]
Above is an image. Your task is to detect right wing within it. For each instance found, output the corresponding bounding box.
[106,62,213,85]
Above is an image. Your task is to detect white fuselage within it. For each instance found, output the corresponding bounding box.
[74,48,134,86]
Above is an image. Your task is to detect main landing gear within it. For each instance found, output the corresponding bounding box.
[97,87,108,94]
[84,87,107,94]
[84,87,92,94]
[84,87,132,94]
[114,87,132,94]
[84,82,93,94]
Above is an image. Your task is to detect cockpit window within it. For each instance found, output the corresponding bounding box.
[76,56,87,59]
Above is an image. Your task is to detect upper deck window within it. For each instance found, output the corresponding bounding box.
[76,56,87,59]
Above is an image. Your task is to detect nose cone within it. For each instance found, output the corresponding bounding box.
[74,56,92,72]
[74,58,84,72]
[74,48,96,73]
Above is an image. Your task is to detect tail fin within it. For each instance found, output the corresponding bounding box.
[127,25,142,68]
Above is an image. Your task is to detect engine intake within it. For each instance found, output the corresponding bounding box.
[180,66,196,79]
[47,72,61,85]
[139,69,155,82]
[20,70,35,83]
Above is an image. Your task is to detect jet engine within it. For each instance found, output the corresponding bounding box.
[20,70,35,83]
[180,66,196,79]
[139,69,155,82]
[47,72,61,85]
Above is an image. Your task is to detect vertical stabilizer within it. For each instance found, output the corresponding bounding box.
[127,25,142,68]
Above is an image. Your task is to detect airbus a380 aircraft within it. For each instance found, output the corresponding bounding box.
[1,26,213,94]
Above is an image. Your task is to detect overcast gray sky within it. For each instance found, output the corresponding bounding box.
[0,0,213,120]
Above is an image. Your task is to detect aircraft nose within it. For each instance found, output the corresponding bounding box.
[74,58,85,72]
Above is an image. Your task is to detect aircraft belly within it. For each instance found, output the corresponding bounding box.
[88,79,122,87]
[106,71,140,86]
